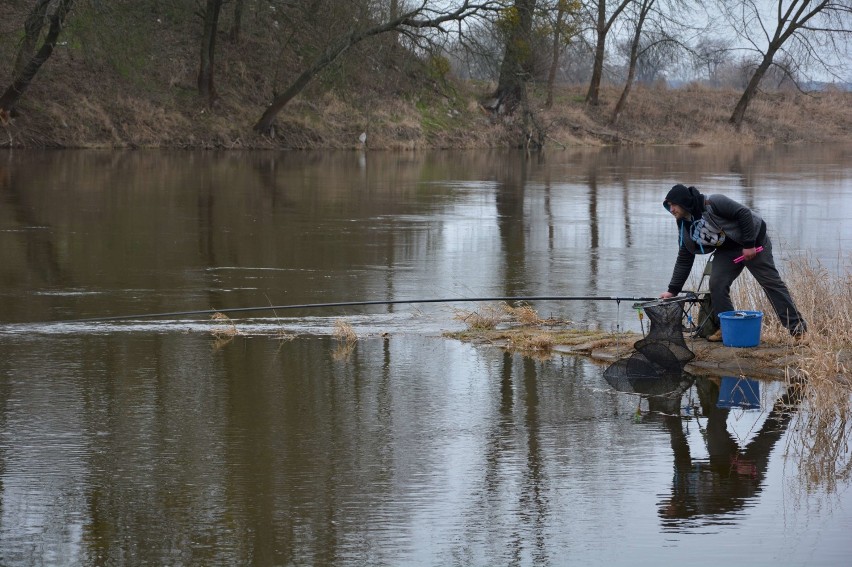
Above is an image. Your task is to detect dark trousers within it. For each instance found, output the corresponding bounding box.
[709,237,806,335]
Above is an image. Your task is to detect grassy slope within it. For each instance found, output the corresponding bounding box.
[1,8,850,150]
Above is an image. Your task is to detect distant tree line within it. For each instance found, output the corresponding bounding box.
[1,0,850,140]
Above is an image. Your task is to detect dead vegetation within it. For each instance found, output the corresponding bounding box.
[730,254,852,382]
[2,0,851,149]
[449,302,628,358]
[730,255,852,487]
[3,35,851,151]
[210,312,239,349]
[332,319,358,360]
[449,257,851,389]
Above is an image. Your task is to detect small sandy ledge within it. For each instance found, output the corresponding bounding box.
[449,327,823,381]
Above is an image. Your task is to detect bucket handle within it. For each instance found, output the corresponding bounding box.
[731,311,760,319]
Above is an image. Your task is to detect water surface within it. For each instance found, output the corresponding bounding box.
[0,146,850,565]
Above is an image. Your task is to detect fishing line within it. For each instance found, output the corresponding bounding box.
[53,295,659,324]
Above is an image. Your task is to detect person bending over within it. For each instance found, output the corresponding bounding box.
[659,184,806,341]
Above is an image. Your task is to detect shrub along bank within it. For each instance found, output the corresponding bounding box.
[2,54,851,150]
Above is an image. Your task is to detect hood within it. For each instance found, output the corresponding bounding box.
[664,184,704,219]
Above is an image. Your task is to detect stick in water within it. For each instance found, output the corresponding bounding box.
[733,245,764,263]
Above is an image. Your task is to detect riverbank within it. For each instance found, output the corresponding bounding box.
[447,325,815,381]
[3,0,851,151]
[446,254,852,386]
[3,63,851,150]
[453,324,829,380]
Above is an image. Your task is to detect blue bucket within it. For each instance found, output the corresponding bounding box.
[717,376,760,409]
[718,310,763,348]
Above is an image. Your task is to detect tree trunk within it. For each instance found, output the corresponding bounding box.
[585,1,607,105]
[13,0,52,77]
[229,0,244,43]
[254,30,364,134]
[610,49,636,125]
[253,3,486,135]
[0,0,75,114]
[729,53,775,129]
[585,0,631,106]
[610,0,653,125]
[728,0,829,129]
[491,0,537,115]
[544,6,566,109]
[198,0,223,106]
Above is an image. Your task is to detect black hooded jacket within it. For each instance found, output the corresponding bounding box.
[664,185,767,295]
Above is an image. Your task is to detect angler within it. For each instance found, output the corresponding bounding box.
[659,184,807,342]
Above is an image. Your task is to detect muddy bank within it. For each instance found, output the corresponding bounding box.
[449,327,811,381]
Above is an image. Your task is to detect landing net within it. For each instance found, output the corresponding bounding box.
[604,297,695,394]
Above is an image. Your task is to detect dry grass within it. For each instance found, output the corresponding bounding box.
[210,311,238,334]
[729,255,852,487]
[503,304,544,326]
[210,312,239,349]
[453,304,506,331]
[332,319,358,360]
[333,319,358,344]
[505,332,556,360]
[6,34,852,151]
[788,378,852,491]
[452,303,606,358]
[536,84,852,148]
[730,254,852,370]
[454,302,570,332]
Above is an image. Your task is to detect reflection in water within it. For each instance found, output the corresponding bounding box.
[1,146,850,330]
[660,378,801,528]
[1,147,851,564]
[485,352,548,564]
[788,378,852,495]
[585,166,601,325]
[606,370,805,530]
[495,153,528,297]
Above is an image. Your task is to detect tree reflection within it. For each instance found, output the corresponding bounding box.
[494,152,529,297]
[481,351,549,563]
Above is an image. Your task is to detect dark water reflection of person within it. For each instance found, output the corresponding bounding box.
[653,376,802,529]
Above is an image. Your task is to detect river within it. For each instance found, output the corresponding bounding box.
[0,146,850,565]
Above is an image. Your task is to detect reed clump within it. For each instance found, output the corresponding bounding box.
[454,302,569,333]
[503,304,544,326]
[451,303,612,357]
[332,319,358,360]
[730,254,852,383]
[730,254,851,488]
[453,304,506,331]
[210,312,239,348]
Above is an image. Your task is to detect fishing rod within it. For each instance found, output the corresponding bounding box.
[59,295,659,324]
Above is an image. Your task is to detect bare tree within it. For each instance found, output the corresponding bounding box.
[253,1,499,135]
[198,0,224,106]
[585,0,634,105]
[723,0,852,128]
[693,37,732,86]
[12,0,52,77]
[445,18,505,81]
[610,0,656,124]
[490,0,538,115]
[544,0,582,108]
[561,40,597,82]
[0,0,75,118]
[633,31,680,83]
